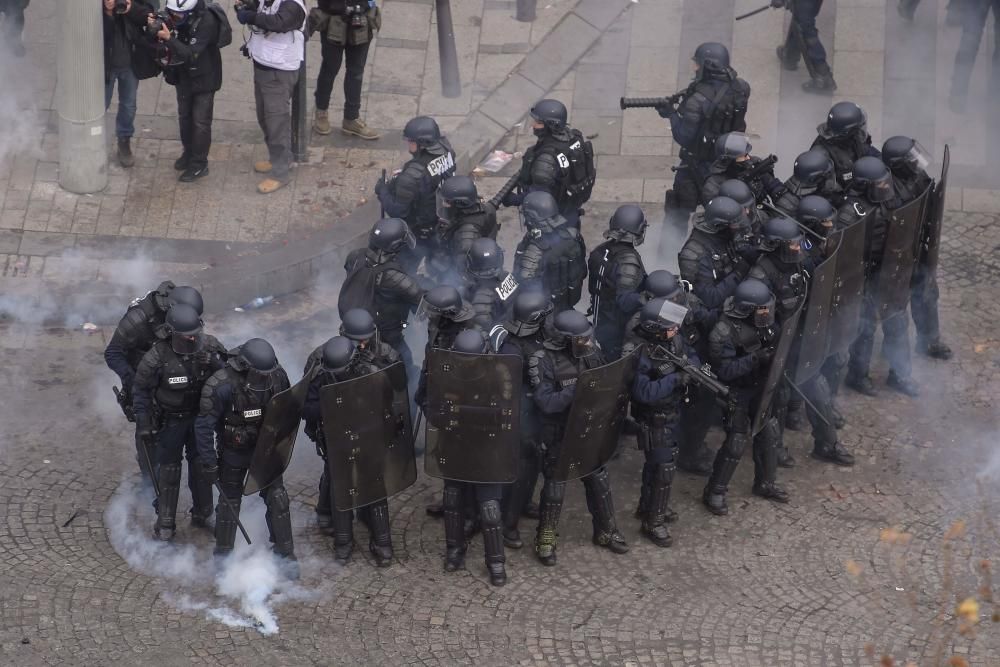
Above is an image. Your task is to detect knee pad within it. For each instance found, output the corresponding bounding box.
[480,499,502,526]
[266,484,291,514]
[443,484,463,509]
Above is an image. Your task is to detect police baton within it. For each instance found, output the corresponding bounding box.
[379,169,387,217]
[781,372,832,427]
[735,3,773,20]
[214,481,253,546]
[761,200,829,242]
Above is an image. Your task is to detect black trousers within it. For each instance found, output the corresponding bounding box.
[176,87,215,170]
[315,35,371,119]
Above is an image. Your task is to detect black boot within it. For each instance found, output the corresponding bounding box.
[480,499,507,587]
[830,402,846,429]
[213,489,242,555]
[117,137,135,168]
[190,459,215,529]
[702,453,740,517]
[367,500,393,568]
[154,463,182,541]
[443,484,466,572]
[641,463,675,548]
[585,468,629,555]
[921,338,953,360]
[752,438,790,504]
[802,73,838,94]
[332,509,354,565]
[265,485,296,560]
[784,401,809,432]
[886,371,920,397]
[812,440,855,467]
[845,372,878,396]
[534,480,564,566]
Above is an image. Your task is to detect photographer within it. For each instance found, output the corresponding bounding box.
[148,0,225,183]
[236,0,307,195]
[310,0,380,139]
[103,0,157,168]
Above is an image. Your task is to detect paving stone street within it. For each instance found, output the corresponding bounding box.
[1,0,1000,665]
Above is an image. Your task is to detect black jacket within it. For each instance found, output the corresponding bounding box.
[103,0,159,82]
[157,0,224,94]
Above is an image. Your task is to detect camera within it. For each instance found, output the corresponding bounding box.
[346,3,367,27]
[148,11,169,34]
[114,0,129,13]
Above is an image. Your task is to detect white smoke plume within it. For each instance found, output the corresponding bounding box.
[105,477,322,635]
[0,33,44,167]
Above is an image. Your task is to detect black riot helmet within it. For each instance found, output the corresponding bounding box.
[639,297,689,341]
[605,204,647,245]
[165,303,204,355]
[718,179,755,212]
[760,216,805,265]
[437,175,479,224]
[339,307,377,344]
[727,278,775,328]
[321,336,358,375]
[821,101,867,139]
[792,149,835,187]
[549,309,596,358]
[418,285,474,323]
[529,98,568,134]
[508,290,553,335]
[368,217,416,257]
[402,116,442,150]
[520,190,560,231]
[714,132,752,162]
[169,285,204,316]
[850,157,894,203]
[239,338,280,392]
[881,135,932,175]
[797,195,836,234]
[699,196,746,234]
[643,270,684,301]
[452,329,489,354]
[466,237,505,280]
[693,42,730,73]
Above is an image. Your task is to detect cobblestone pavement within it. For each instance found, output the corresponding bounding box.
[1,208,999,666]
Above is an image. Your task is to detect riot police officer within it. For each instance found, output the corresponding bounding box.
[439,329,508,586]
[105,282,204,479]
[490,290,552,549]
[512,98,596,228]
[133,304,227,540]
[195,339,297,566]
[773,149,843,216]
[659,42,751,230]
[678,195,759,310]
[587,204,648,359]
[529,310,628,565]
[431,175,499,280]
[811,102,881,189]
[302,336,395,566]
[620,270,719,476]
[341,218,425,373]
[842,157,920,397]
[462,238,518,331]
[882,136,952,361]
[775,0,837,93]
[512,191,588,312]
[717,178,769,233]
[375,116,457,273]
[703,278,789,515]
[630,298,701,547]
[701,132,786,205]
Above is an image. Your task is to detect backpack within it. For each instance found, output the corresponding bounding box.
[558,129,596,208]
[204,2,233,48]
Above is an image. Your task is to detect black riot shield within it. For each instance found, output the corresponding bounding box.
[243,375,310,496]
[423,349,521,484]
[876,184,931,319]
[320,362,416,511]
[827,215,869,356]
[551,351,638,483]
[793,242,839,384]
[921,144,949,274]
[752,302,804,435]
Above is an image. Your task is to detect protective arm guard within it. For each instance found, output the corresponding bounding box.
[615,289,645,319]
[528,150,562,193]
[131,346,163,422]
[528,351,575,415]
[692,253,743,310]
[379,162,423,220]
[380,268,425,307]
[104,329,136,386]
[631,354,682,405]
[195,371,230,463]
[301,376,323,427]
[669,93,706,150]
[708,321,754,382]
[513,240,544,285]
[614,254,645,295]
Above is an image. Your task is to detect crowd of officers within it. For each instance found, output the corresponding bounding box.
[103,42,950,588]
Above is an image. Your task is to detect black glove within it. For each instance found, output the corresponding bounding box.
[136,416,155,441]
[374,178,385,196]
[500,190,523,208]
[751,348,775,367]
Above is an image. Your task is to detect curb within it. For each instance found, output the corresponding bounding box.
[0,0,635,326]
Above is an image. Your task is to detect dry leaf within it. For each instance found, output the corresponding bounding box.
[880,655,895,667]
[845,560,863,577]
[944,520,967,541]
[948,657,969,667]
[956,597,979,622]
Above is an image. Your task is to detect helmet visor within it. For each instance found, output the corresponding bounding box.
[868,173,894,203]
[905,140,932,173]
[436,191,457,224]
[570,334,597,359]
[171,333,204,356]
[753,298,776,328]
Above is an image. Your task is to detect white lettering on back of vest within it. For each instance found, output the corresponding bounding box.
[427,153,455,178]
[495,274,519,301]
[244,409,263,418]
[168,376,189,385]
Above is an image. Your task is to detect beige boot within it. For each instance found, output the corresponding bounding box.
[313,109,332,135]
[342,118,380,140]
[254,160,273,174]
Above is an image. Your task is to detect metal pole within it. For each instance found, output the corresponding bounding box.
[291,54,309,163]
[435,0,461,98]
[516,0,537,22]
[57,0,108,194]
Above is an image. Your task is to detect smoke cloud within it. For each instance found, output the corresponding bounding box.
[105,477,322,635]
